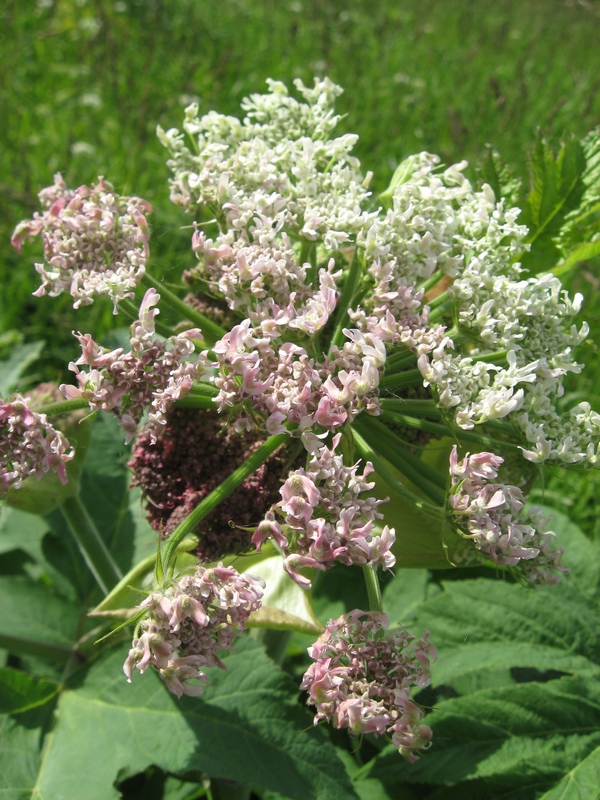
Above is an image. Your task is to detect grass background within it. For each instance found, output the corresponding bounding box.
[1,0,600,530]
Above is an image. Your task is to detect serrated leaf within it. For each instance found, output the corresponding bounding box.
[29,639,358,800]
[477,147,522,207]
[539,744,600,800]
[521,136,586,272]
[0,575,80,662]
[553,240,600,276]
[367,675,600,788]
[0,696,56,800]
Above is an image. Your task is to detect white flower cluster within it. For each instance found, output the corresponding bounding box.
[12,174,151,313]
[166,78,598,469]
[158,77,375,249]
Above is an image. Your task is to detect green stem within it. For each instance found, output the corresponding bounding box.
[417,268,445,294]
[60,495,123,595]
[380,368,424,391]
[329,248,364,352]
[172,395,216,410]
[352,429,444,521]
[384,348,418,373]
[380,409,523,452]
[189,381,219,396]
[38,398,90,417]
[428,297,455,322]
[162,433,288,574]
[427,289,449,310]
[362,565,383,614]
[141,273,227,344]
[352,416,447,501]
[378,398,440,417]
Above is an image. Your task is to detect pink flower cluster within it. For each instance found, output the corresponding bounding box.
[0,396,74,494]
[124,563,265,698]
[61,289,202,443]
[207,318,384,439]
[448,446,568,584]
[11,174,151,313]
[252,434,396,587]
[301,610,436,762]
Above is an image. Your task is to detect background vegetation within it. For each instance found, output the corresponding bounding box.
[1,1,600,797]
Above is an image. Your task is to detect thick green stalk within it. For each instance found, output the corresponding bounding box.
[378,398,440,417]
[141,272,227,344]
[362,565,383,614]
[60,495,123,595]
[352,429,444,521]
[384,348,418,374]
[352,416,447,501]
[172,395,216,410]
[380,368,424,391]
[38,398,90,417]
[161,433,288,574]
[428,297,455,322]
[417,268,445,294]
[329,248,364,352]
[380,409,523,452]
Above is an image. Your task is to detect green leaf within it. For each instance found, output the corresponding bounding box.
[0,340,45,396]
[245,555,324,635]
[477,147,522,207]
[0,575,80,662]
[539,744,600,800]
[29,639,358,800]
[553,240,600,277]
[0,695,56,800]
[367,675,600,789]
[521,135,586,272]
[0,668,59,714]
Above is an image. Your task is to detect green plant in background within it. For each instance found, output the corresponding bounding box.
[2,74,600,799]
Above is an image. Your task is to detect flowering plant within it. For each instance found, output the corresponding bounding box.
[3,79,600,799]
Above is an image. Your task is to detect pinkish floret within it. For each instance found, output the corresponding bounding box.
[0,396,74,494]
[301,610,436,762]
[124,564,264,698]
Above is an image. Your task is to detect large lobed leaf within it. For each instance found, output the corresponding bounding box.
[2,639,357,800]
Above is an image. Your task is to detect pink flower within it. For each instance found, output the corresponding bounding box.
[0,395,74,494]
[301,610,436,762]
[124,564,264,697]
[12,174,151,313]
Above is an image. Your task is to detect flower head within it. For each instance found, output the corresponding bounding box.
[0,395,74,494]
[301,610,436,762]
[448,446,568,584]
[61,289,202,443]
[124,564,264,698]
[12,174,151,313]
